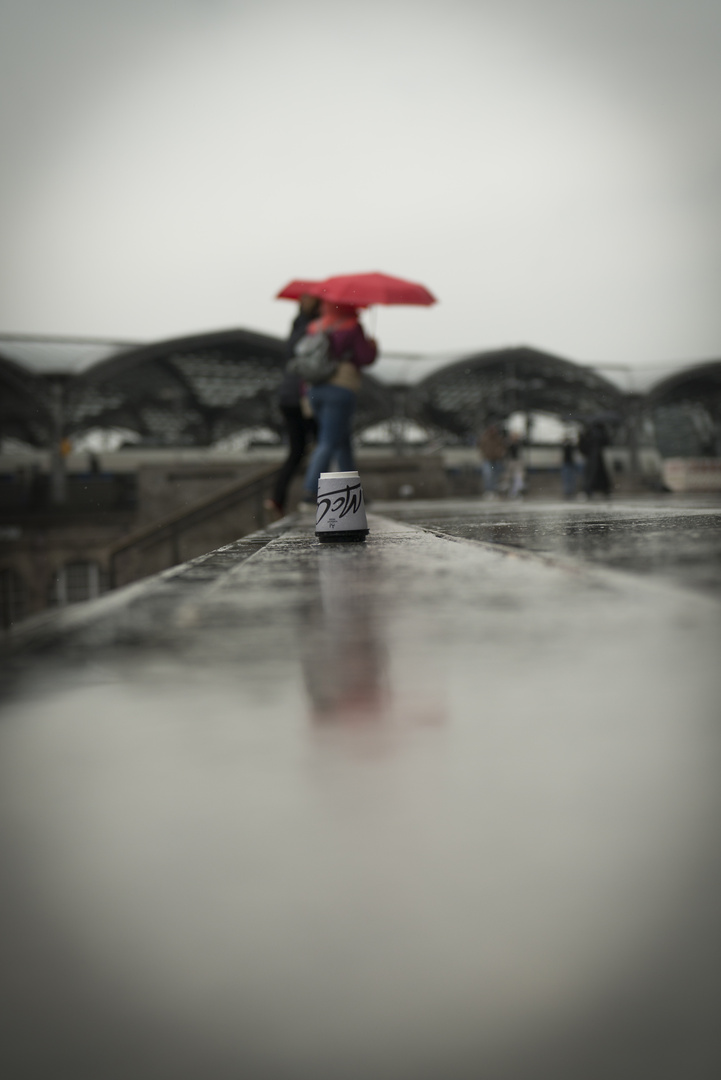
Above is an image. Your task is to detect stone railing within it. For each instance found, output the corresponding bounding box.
[107,463,280,587]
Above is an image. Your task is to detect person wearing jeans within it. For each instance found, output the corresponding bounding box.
[478,421,508,499]
[302,302,377,500]
[303,383,356,486]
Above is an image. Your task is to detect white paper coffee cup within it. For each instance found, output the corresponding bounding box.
[315,471,369,542]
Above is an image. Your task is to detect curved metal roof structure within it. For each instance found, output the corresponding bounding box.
[2,332,719,451]
[647,359,721,414]
[0,329,393,447]
[406,347,627,438]
[67,328,290,446]
[0,352,49,446]
[645,359,721,458]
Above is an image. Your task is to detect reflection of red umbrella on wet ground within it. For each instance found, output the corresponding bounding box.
[277,271,436,308]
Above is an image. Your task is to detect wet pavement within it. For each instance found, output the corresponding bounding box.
[1,502,721,1079]
[372,495,721,597]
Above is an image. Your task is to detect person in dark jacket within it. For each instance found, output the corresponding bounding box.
[265,294,321,516]
[578,421,612,497]
[560,435,578,499]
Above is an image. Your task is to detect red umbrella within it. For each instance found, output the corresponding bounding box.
[314,271,436,308]
[276,272,436,307]
[276,278,322,300]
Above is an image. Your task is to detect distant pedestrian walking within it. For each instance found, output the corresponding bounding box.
[479,421,508,497]
[560,436,578,499]
[507,433,525,498]
[265,295,320,517]
[578,421,612,498]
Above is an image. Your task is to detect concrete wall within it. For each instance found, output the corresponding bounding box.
[0,517,133,625]
[135,463,265,527]
[111,494,271,588]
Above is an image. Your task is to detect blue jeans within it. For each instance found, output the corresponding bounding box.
[482,460,504,493]
[303,384,356,494]
[561,463,577,499]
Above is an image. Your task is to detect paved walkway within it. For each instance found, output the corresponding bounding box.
[373,494,721,596]
[2,501,720,1079]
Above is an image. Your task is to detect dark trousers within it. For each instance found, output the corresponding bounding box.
[273,406,316,509]
[584,450,611,496]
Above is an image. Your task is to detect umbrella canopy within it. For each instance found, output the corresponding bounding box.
[276,272,436,308]
[275,279,322,301]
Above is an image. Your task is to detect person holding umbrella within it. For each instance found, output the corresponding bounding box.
[275,272,437,501]
[300,300,377,501]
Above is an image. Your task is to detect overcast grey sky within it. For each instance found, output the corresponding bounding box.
[0,0,719,365]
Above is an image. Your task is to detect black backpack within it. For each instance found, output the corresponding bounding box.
[288,332,338,384]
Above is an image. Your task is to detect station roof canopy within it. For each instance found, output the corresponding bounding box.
[1,332,719,448]
[406,346,627,437]
[647,359,721,418]
[0,330,393,448]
